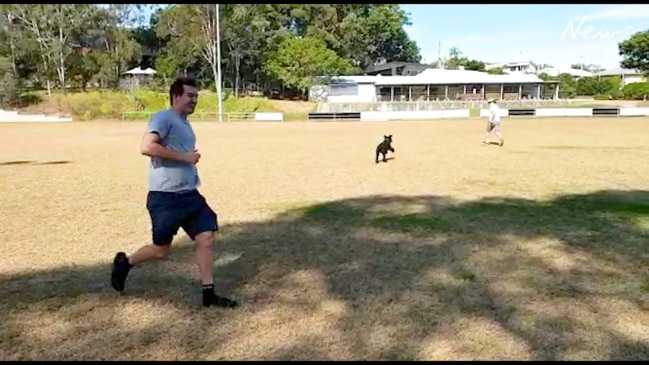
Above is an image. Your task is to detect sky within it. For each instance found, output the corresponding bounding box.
[140,4,646,71]
[401,4,649,70]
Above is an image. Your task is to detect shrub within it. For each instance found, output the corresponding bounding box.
[622,82,649,100]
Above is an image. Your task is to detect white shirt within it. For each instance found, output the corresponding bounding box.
[489,103,501,123]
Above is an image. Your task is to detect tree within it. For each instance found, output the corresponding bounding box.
[0,5,19,78]
[570,63,604,73]
[94,5,143,88]
[556,73,577,98]
[445,47,484,71]
[221,4,269,96]
[336,5,421,69]
[575,76,617,96]
[0,2,425,102]
[618,31,649,72]
[263,37,353,93]
[12,4,99,95]
[157,4,222,100]
[487,67,506,75]
[0,56,21,107]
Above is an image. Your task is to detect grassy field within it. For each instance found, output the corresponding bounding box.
[0,118,648,360]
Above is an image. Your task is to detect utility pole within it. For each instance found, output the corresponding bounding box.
[215,4,224,121]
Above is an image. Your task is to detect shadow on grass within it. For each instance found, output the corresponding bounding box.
[0,160,71,166]
[0,160,34,165]
[0,190,647,360]
[378,156,395,163]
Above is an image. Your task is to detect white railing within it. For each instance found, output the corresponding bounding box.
[121,111,257,121]
[319,99,580,113]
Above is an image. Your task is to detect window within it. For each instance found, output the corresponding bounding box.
[329,83,359,96]
[503,85,518,93]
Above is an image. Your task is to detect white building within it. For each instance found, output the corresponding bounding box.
[538,67,593,78]
[309,69,559,103]
[593,68,646,85]
[485,61,537,74]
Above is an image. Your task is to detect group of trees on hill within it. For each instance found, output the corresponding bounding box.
[0,4,421,106]
[2,4,649,109]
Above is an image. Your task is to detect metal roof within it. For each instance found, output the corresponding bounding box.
[372,69,545,85]
[323,69,552,86]
[538,67,593,77]
[593,68,643,76]
[328,76,378,84]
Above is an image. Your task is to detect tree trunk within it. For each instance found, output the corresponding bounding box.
[57,62,66,95]
[9,38,17,78]
[211,42,220,113]
[234,55,241,98]
[58,26,66,94]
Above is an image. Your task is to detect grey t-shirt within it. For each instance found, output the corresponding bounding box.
[146,109,201,193]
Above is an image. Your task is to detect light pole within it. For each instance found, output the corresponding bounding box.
[215,3,224,121]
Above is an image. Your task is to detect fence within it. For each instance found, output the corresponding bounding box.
[121,111,284,122]
[119,107,649,123]
[478,107,640,118]
[317,99,582,113]
[306,107,649,121]
[307,109,470,122]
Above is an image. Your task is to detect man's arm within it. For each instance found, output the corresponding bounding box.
[140,132,189,163]
[140,113,190,163]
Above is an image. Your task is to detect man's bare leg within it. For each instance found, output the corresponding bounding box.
[194,231,215,286]
[111,243,171,292]
[495,131,504,146]
[194,231,239,308]
[483,132,491,144]
[129,244,171,265]
[189,258,202,285]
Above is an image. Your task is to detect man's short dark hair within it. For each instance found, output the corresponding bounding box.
[169,77,197,106]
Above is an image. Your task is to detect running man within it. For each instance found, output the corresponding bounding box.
[110,76,239,308]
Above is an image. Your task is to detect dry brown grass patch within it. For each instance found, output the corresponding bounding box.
[0,117,648,360]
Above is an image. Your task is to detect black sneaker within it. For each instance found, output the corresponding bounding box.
[111,252,131,292]
[203,292,240,308]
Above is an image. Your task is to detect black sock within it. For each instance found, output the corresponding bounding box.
[202,284,214,294]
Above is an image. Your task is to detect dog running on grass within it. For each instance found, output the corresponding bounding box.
[375,135,394,163]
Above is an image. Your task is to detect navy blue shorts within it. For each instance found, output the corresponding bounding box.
[146,190,218,246]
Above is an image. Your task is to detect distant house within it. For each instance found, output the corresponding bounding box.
[485,61,537,74]
[363,62,437,76]
[593,68,646,85]
[537,67,593,78]
[309,69,559,103]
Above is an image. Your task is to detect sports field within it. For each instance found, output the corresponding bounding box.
[0,118,647,360]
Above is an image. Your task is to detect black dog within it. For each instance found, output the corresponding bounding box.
[375,135,394,163]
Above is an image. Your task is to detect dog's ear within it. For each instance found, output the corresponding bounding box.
[388,135,392,138]
[384,135,388,139]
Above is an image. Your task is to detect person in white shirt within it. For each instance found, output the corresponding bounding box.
[483,99,504,146]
